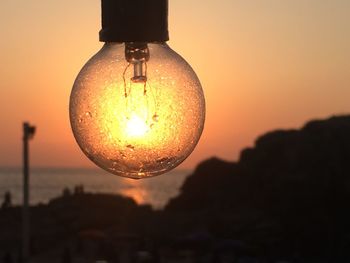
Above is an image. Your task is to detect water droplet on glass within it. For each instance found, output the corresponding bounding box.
[152,114,159,122]
[126,144,135,151]
[157,157,168,164]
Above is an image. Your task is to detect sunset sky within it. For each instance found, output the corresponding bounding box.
[0,0,349,169]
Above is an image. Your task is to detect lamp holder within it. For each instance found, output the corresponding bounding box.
[99,0,169,42]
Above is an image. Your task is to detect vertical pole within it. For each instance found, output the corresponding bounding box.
[22,122,34,262]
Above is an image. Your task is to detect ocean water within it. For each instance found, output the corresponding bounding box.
[0,167,191,210]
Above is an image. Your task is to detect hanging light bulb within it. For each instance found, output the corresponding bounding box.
[70,0,205,179]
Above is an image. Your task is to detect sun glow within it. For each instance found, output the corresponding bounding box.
[126,114,150,137]
[70,43,205,178]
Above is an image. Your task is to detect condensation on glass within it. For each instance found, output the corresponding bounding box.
[70,43,205,179]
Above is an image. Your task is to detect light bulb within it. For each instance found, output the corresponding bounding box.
[69,0,205,179]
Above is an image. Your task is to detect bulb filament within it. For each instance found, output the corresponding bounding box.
[122,42,159,135]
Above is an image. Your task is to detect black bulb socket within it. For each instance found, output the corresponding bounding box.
[99,0,169,43]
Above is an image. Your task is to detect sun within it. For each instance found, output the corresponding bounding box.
[125,114,150,137]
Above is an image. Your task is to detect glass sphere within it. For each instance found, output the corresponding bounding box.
[70,42,205,179]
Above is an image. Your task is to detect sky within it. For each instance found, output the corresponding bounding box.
[0,0,349,169]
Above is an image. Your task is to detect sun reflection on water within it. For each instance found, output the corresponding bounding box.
[119,179,150,205]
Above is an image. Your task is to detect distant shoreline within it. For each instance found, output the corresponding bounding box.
[0,167,191,209]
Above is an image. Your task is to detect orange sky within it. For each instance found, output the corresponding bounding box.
[0,0,349,169]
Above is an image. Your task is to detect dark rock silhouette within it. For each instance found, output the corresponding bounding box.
[61,247,71,263]
[165,115,350,260]
[1,115,350,262]
[2,252,13,263]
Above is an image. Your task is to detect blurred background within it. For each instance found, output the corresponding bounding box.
[1,0,349,169]
[0,0,350,262]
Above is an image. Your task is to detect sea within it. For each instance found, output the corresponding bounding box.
[0,167,191,210]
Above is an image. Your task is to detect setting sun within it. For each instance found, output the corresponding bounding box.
[0,0,349,170]
[1,0,350,261]
[69,43,205,178]
[125,114,150,137]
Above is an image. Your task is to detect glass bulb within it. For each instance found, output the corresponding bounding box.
[70,42,205,179]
